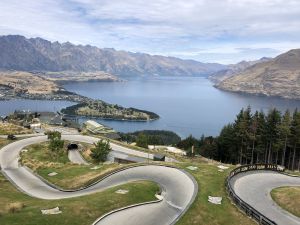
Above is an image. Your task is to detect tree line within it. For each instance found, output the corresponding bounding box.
[119,130,181,148]
[178,107,300,171]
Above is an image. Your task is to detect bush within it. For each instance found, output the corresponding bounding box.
[46,131,61,140]
[90,140,111,163]
[47,131,64,152]
[136,133,148,148]
[7,202,25,213]
[49,139,64,152]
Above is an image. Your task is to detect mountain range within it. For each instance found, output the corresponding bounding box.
[216,49,300,99]
[0,35,225,77]
[209,57,271,84]
[1,35,300,100]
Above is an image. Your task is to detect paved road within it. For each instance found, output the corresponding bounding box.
[0,135,197,225]
[0,134,176,162]
[231,171,300,225]
[64,135,176,162]
[108,150,147,163]
[68,150,89,165]
[0,133,44,139]
[0,128,78,139]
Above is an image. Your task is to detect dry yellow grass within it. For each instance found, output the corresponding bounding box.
[21,158,65,171]
[271,186,300,217]
[0,122,32,135]
[59,167,118,189]
[0,71,60,94]
[6,202,25,213]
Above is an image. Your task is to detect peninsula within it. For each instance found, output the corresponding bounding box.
[0,71,159,121]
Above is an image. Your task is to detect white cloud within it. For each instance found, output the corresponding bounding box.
[0,0,300,63]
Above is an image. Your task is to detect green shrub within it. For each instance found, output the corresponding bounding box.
[90,140,111,163]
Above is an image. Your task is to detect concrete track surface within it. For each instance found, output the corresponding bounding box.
[231,171,300,225]
[0,135,197,225]
[68,149,89,165]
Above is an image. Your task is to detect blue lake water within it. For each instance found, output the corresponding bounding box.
[63,77,300,137]
[1,77,300,138]
[0,99,74,116]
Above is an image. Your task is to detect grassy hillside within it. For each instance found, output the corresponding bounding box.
[217,49,300,99]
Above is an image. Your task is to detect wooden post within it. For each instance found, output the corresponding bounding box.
[192,145,194,157]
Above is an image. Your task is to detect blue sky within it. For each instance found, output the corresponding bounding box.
[0,0,300,64]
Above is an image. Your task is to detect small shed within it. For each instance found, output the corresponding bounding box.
[153,154,165,161]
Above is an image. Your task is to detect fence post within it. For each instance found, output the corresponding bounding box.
[259,216,262,224]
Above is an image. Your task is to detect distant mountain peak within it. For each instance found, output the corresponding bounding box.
[209,57,272,83]
[0,35,226,77]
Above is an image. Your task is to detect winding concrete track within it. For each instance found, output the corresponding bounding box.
[230,171,300,225]
[0,135,197,225]
[68,149,89,165]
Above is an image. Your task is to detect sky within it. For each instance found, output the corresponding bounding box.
[0,0,300,64]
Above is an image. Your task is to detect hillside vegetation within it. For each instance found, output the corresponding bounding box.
[62,102,159,121]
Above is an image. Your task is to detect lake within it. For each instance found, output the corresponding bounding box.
[0,99,74,116]
[1,77,300,138]
[64,77,300,137]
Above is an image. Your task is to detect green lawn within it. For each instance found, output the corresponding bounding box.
[176,162,255,225]
[8,139,256,225]
[271,186,300,217]
[0,174,159,225]
[20,141,124,189]
[285,170,300,176]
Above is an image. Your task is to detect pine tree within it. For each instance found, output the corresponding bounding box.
[279,110,291,166]
[234,106,251,164]
[234,109,245,164]
[90,140,111,163]
[217,124,237,163]
[290,109,300,171]
[265,109,281,163]
[249,111,259,164]
[256,111,267,163]
[136,133,149,148]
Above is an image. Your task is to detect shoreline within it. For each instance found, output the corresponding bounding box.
[214,85,300,101]
[65,114,158,122]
